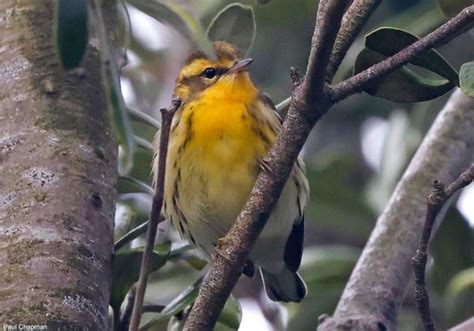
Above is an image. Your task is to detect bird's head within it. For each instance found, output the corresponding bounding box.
[174,41,256,102]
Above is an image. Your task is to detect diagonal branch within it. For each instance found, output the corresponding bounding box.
[412,164,474,331]
[329,5,474,103]
[128,99,181,331]
[318,89,474,330]
[326,0,382,83]
[182,1,352,330]
[180,3,474,331]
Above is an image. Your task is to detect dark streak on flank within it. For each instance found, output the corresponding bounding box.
[170,107,183,134]
[189,232,197,245]
[179,220,186,235]
[172,168,181,202]
[182,111,195,150]
[172,196,188,225]
[248,110,260,126]
[252,124,271,146]
[293,178,302,214]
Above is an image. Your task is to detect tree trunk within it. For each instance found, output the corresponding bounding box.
[0,1,117,328]
[318,89,474,330]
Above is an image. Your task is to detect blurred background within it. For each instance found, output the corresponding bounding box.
[113,0,474,329]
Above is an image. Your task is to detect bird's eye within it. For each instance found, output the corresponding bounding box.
[202,67,217,79]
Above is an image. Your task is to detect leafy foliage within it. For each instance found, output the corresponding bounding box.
[460,61,474,97]
[127,0,215,59]
[354,28,458,103]
[111,242,171,311]
[70,0,472,329]
[437,0,474,18]
[207,3,256,55]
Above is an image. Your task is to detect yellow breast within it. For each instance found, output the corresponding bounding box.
[165,74,275,232]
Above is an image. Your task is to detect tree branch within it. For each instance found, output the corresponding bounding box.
[412,164,474,331]
[326,0,382,83]
[329,5,474,102]
[318,89,474,330]
[129,99,181,331]
[180,2,474,331]
[182,1,352,330]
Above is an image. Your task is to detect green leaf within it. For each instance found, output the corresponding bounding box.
[365,27,459,85]
[445,267,474,325]
[118,193,152,222]
[460,61,474,97]
[276,97,291,112]
[128,107,161,130]
[118,176,154,195]
[92,0,136,175]
[429,208,474,292]
[127,0,215,59]
[110,242,171,310]
[448,268,474,297]
[306,159,376,240]
[215,295,242,330]
[111,77,136,176]
[140,277,203,329]
[114,220,149,252]
[437,0,473,18]
[135,135,155,154]
[168,243,207,270]
[365,111,421,212]
[127,147,154,184]
[141,278,240,330]
[354,48,455,103]
[207,3,256,55]
[56,0,89,69]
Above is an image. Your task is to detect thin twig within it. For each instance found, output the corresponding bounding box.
[128,98,181,331]
[329,5,474,103]
[412,164,474,331]
[182,1,351,330]
[143,3,474,331]
[318,89,474,330]
[302,0,353,107]
[117,284,137,331]
[326,0,382,82]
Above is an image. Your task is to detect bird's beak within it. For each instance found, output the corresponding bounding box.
[228,58,253,73]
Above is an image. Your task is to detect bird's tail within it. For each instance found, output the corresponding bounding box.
[260,267,307,303]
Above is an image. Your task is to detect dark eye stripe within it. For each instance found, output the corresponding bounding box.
[216,67,228,75]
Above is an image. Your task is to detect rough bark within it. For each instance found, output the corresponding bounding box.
[318,89,474,331]
[0,0,117,328]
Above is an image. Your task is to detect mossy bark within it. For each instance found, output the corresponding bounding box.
[0,0,117,328]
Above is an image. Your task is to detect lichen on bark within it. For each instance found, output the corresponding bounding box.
[0,0,118,328]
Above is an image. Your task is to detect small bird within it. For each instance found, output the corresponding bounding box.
[154,41,309,302]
